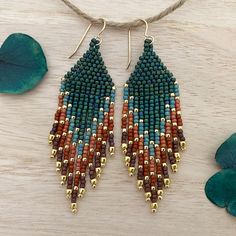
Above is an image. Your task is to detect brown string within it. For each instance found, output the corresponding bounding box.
[61,0,188,28]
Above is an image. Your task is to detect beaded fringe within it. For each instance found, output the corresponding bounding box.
[49,38,115,213]
[121,39,186,212]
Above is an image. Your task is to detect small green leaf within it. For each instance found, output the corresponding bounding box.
[0,33,47,94]
[205,169,236,217]
[215,133,236,169]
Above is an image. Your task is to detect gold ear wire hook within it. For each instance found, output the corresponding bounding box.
[126,28,131,70]
[95,18,106,44]
[140,19,154,44]
[69,23,92,59]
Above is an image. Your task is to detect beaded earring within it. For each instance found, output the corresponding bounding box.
[48,19,115,213]
[121,20,186,212]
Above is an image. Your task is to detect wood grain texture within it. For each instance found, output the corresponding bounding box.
[0,0,236,235]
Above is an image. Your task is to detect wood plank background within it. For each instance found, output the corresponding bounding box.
[0,0,236,235]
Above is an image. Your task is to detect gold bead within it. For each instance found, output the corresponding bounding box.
[50,149,57,158]
[56,161,61,172]
[151,202,158,213]
[71,203,77,213]
[164,178,171,188]
[137,180,143,190]
[91,178,97,188]
[109,147,115,156]
[121,143,127,150]
[124,156,130,167]
[60,175,66,185]
[96,167,102,174]
[101,157,106,167]
[48,134,55,145]
[171,164,178,173]
[66,189,72,198]
[128,167,135,176]
[157,190,163,200]
[174,153,181,162]
[145,192,151,201]
[78,188,85,198]
[180,141,186,151]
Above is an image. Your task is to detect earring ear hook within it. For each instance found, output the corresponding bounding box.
[95,18,107,45]
[126,28,132,70]
[126,20,154,70]
[140,19,154,44]
[69,23,92,59]
[97,18,106,37]
[69,19,107,59]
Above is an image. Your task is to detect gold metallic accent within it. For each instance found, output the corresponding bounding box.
[48,134,55,145]
[56,161,61,172]
[164,178,170,188]
[126,28,132,70]
[95,18,107,45]
[101,157,106,167]
[59,120,65,125]
[71,203,77,213]
[162,162,167,167]
[174,152,181,162]
[180,141,186,150]
[137,180,143,190]
[140,19,154,44]
[128,167,135,176]
[78,188,85,198]
[66,189,72,198]
[69,23,92,59]
[61,175,66,185]
[96,167,102,178]
[144,176,150,180]
[121,143,128,150]
[124,156,130,167]
[145,192,151,201]
[171,164,178,172]
[151,202,158,213]
[157,190,163,200]
[91,178,97,188]
[50,149,57,158]
[109,147,115,156]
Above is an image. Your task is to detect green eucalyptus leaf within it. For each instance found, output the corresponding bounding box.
[215,133,236,169]
[205,169,236,217]
[0,33,47,94]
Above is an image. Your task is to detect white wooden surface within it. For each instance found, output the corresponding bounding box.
[0,0,236,235]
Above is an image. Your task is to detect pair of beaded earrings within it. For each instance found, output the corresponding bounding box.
[48,19,186,213]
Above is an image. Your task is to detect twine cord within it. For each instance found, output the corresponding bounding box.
[61,0,188,28]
